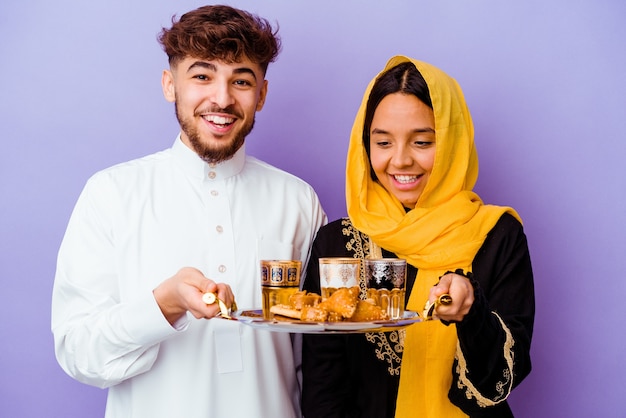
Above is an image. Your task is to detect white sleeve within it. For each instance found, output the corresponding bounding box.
[51,175,187,388]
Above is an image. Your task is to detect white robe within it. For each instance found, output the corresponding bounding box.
[52,136,327,418]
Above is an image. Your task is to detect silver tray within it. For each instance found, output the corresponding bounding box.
[231,309,421,334]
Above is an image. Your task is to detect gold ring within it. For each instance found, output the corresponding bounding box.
[202,292,237,319]
[422,293,453,320]
[202,292,217,305]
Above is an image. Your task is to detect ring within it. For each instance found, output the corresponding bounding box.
[422,293,453,320]
[202,292,217,305]
[202,292,238,320]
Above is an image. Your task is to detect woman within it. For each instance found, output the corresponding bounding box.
[301,56,535,418]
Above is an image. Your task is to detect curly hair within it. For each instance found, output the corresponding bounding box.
[158,5,281,74]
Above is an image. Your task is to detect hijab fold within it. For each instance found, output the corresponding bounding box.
[346,56,519,417]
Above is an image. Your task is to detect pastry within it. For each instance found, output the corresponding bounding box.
[323,286,359,319]
[351,300,388,321]
[269,304,301,319]
[288,291,321,310]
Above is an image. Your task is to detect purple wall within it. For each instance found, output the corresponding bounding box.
[1,1,625,416]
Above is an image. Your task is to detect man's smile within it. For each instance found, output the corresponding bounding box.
[202,114,235,126]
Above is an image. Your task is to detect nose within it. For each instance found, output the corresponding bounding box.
[390,144,412,168]
[210,82,235,109]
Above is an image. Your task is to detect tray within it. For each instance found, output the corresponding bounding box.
[231,309,421,334]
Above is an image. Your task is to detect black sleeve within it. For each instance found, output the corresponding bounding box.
[302,220,352,418]
[449,213,535,417]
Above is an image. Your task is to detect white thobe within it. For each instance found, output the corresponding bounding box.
[52,136,327,418]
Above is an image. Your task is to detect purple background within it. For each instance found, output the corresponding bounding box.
[1,1,625,416]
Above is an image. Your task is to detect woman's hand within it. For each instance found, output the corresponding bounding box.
[428,272,474,322]
[153,267,235,325]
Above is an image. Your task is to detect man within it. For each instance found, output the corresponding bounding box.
[52,6,326,418]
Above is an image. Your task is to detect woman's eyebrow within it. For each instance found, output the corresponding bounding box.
[371,127,435,134]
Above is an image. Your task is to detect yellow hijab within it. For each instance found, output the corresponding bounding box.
[346,56,520,417]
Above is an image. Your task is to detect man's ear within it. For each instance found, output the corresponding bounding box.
[256,80,268,111]
[162,69,176,102]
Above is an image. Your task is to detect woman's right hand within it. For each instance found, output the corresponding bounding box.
[428,272,474,322]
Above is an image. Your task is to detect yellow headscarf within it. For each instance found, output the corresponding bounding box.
[346,56,520,417]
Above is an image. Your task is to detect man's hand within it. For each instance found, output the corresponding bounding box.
[153,267,235,325]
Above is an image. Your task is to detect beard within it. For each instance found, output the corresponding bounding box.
[175,102,255,164]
